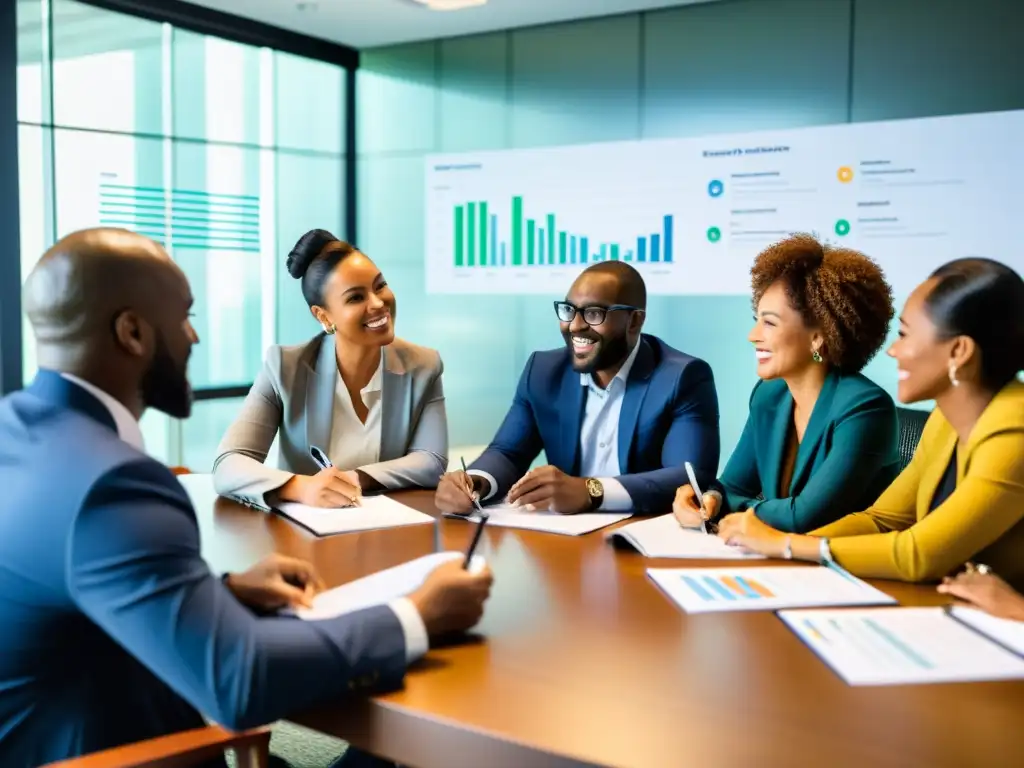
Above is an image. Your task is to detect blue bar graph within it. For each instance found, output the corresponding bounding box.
[570,235,577,264]
[501,242,506,266]
[663,214,673,264]
[637,237,646,262]
[624,250,633,261]
[651,233,661,262]
[581,237,589,263]
[539,228,545,264]
[600,244,608,261]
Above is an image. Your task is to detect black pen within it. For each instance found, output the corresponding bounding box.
[310,445,333,471]
[462,510,489,570]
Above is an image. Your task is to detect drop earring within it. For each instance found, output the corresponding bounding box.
[322,322,336,335]
[811,348,823,363]
[948,362,960,387]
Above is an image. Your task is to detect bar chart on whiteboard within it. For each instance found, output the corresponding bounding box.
[424,141,692,295]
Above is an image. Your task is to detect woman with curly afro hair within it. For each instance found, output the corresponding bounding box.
[673,233,899,534]
[715,258,1024,589]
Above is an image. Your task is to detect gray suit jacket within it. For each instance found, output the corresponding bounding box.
[213,333,448,506]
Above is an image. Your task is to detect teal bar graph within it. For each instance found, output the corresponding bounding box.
[449,196,674,269]
[467,202,476,267]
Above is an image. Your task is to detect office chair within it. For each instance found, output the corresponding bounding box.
[895,406,930,470]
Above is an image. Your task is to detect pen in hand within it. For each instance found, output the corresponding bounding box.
[459,457,478,503]
[685,462,708,535]
[309,445,362,507]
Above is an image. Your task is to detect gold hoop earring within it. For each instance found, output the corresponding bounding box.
[811,349,823,363]
[948,362,960,387]
[322,323,336,335]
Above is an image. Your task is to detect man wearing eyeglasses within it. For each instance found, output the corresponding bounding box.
[435,261,720,516]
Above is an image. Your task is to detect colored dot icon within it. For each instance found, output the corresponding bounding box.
[708,180,724,197]
[837,166,854,183]
[707,226,722,243]
[834,219,851,236]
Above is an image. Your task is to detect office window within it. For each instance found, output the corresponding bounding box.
[15,0,349,465]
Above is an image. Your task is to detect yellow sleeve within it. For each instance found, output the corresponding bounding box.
[811,431,926,538]
[826,431,1024,582]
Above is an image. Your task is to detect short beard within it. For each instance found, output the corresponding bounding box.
[140,331,192,419]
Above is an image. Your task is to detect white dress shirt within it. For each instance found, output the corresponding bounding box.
[473,341,639,511]
[327,351,383,470]
[59,372,428,662]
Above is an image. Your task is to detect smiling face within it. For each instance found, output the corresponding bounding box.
[560,270,639,375]
[312,252,396,348]
[888,277,959,404]
[748,280,822,380]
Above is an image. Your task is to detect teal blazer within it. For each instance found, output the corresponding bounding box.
[715,371,900,533]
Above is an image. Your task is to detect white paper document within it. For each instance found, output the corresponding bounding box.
[778,607,1024,686]
[606,513,765,559]
[949,606,1024,656]
[448,504,631,536]
[275,495,434,536]
[647,564,896,614]
[287,551,484,621]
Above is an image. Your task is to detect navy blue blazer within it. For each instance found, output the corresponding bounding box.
[471,334,720,514]
[0,371,407,768]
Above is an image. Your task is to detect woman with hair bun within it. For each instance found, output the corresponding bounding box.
[716,257,1024,589]
[213,229,448,508]
[674,233,900,533]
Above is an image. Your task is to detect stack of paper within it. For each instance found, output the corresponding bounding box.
[778,607,1024,685]
[286,551,485,620]
[647,564,896,614]
[606,513,764,559]
[275,495,434,536]
[446,504,631,536]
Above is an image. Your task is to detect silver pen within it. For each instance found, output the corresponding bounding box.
[684,461,709,535]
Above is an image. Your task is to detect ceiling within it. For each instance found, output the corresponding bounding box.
[182,0,724,49]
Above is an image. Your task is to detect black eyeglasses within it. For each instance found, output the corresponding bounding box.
[553,301,641,326]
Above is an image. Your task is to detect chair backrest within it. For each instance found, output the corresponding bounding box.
[896,406,930,470]
[41,725,270,768]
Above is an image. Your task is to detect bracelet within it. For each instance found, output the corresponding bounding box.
[818,537,833,564]
[781,535,793,560]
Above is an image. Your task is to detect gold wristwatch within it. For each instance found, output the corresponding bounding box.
[585,477,604,510]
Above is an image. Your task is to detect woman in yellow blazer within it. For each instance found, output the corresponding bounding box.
[716,257,1024,589]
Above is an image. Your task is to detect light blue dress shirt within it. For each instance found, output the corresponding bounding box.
[473,341,640,511]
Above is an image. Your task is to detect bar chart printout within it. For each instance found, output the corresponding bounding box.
[451,195,674,269]
[778,608,1024,686]
[646,566,896,614]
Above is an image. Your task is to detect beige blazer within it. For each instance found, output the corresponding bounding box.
[212,333,448,506]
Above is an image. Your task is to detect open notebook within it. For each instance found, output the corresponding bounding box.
[606,513,764,559]
[444,503,631,536]
[778,606,1024,685]
[284,551,485,621]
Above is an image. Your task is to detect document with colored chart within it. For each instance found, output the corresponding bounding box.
[647,565,895,614]
[606,513,765,559]
[778,607,1024,685]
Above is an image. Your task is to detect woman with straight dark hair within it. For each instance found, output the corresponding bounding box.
[714,257,1024,589]
[213,229,448,508]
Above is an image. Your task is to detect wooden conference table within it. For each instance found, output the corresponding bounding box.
[189,481,1024,768]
